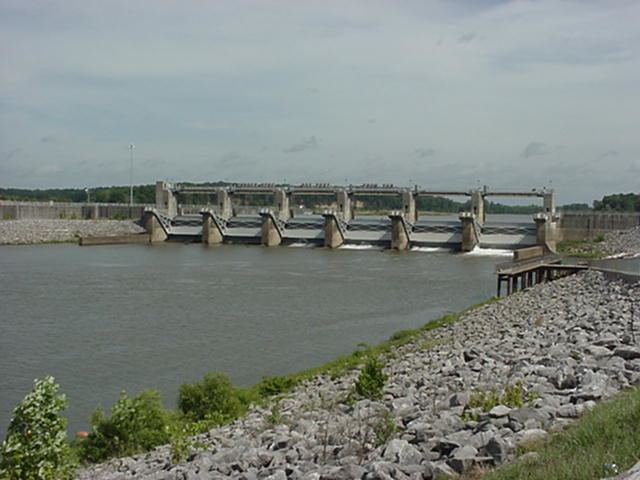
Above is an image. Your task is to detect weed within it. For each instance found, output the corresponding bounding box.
[265,405,282,425]
[373,411,397,446]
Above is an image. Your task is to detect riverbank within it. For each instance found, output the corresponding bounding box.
[0,219,144,245]
[559,226,640,259]
[78,270,639,479]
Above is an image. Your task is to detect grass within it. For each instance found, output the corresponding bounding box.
[484,387,640,480]
[556,239,607,259]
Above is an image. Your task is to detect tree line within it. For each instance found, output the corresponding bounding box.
[0,185,638,213]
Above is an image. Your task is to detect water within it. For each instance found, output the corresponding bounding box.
[592,257,640,274]
[0,243,506,434]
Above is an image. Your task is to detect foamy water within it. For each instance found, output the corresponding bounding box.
[338,244,379,250]
[410,246,449,253]
[288,242,316,248]
[465,247,513,257]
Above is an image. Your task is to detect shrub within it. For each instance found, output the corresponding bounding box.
[0,376,75,480]
[373,411,397,446]
[465,381,536,419]
[177,372,245,423]
[256,376,297,398]
[80,390,172,463]
[354,357,387,400]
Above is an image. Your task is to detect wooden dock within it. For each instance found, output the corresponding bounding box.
[496,247,589,296]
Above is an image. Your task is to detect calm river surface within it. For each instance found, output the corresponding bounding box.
[0,243,508,434]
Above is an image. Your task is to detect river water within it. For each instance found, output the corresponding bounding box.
[0,243,509,434]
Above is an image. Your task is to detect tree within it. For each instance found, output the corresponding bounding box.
[0,377,75,480]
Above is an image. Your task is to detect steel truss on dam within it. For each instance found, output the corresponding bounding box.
[143,181,558,251]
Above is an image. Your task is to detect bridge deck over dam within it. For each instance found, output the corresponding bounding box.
[143,181,557,251]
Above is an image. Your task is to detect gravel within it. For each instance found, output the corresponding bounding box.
[596,227,640,257]
[0,219,144,245]
[77,270,640,479]
[565,226,640,258]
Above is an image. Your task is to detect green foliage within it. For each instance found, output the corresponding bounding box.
[168,420,209,464]
[558,203,592,212]
[0,376,75,480]
[354,357,388,400]
[373,411,397,446]
[2,213,15,220]
[80,390,172,463]
[469,382,536,413]
[265,405,282,426]
[556,239,607,259]
[594,193,640,212]
[256,376,297,398]
[177,372,246,423]
[465,381,536,420]
[485,387,640,480]
[389,329,414,342]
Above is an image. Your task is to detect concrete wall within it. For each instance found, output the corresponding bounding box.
[558,212,640,241]
[0,201,151,220]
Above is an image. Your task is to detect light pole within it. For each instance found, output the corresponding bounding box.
[129,143,135,206]
[84,188,90,203]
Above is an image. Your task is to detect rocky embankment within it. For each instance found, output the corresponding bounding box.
[566,226,640,258]
[0,219,144,245]
[79,271,639,480]
[596,226,640,257]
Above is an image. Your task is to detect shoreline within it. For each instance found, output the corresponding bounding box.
[78,270,640,479]
[0,219,144,245]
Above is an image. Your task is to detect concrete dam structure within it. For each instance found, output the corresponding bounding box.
[143,182,558,252]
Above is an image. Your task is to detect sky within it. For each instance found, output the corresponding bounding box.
[0,0,638,204]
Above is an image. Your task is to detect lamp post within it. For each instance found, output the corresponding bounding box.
[84,188,90,203]
[129,143,135,206]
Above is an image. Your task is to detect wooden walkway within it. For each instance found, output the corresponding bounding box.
[496,255,589,296]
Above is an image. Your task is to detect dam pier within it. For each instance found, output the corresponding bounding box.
[143,181,559,251]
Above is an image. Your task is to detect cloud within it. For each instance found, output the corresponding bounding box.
[521,142,554,159]
[597,150,617,161]
[283,136,318,153]
[40,136,56,143]
[414,147,436,158]
[458,32,477,44]
[0,0,638,202]
[2,148,22,162]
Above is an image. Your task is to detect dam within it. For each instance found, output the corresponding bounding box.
[143,181,558,251]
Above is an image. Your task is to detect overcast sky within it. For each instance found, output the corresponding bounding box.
[0,0,638,203]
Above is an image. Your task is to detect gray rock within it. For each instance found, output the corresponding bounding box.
[489,405,511,418]
[383,439,422,465]
[448,392,469,408]
[446,445,478,474]
[518,429,547,446]
[484,437,509,463]
[508,407,545,427]
[265,470,287,480]
[614,347,640,360]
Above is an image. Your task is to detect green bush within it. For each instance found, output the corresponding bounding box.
[177,372,245,423]
[465,381,537,420]
[354,357,387,400]
[373,411,397,446]
[256,376,297,398]
[0,376,75,480]
[80,390,172,463]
